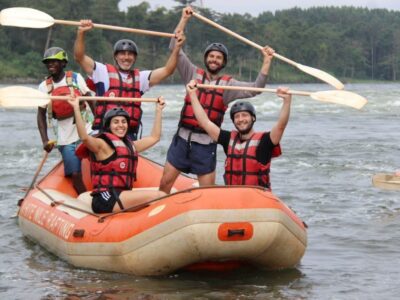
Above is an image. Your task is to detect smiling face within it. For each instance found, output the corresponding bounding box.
[205,50,225,75]
[109,116,128,138]
[114,50,136,71]
[233,111,255,135]
[44,59,65,76]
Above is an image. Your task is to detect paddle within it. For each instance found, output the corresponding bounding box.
[0,86,159,108]
[0,7,175,38]
[192,12,344,90]
[196,83,367,109]
[13,144,55,218]
[372,173,400,191]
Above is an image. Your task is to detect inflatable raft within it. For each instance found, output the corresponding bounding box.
[372,173,400,190]
[17,156,307,276]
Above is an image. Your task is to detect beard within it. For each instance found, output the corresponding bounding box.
[205,62,224,75]
[235,121,254,135]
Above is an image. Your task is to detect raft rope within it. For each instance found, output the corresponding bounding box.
[35,184,273,223]
[36,185,100,217]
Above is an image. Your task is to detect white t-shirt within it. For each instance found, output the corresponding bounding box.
[38,72,93,146]
[91,61,151,94]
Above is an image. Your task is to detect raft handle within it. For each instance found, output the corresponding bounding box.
[73,229,85,238]
[227,229,245,237]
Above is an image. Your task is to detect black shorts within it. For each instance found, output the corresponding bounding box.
[91,190,123,213]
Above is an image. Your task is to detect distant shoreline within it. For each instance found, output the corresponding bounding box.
[1,78,399,85]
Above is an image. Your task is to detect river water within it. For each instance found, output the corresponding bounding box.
[0,83,399,299]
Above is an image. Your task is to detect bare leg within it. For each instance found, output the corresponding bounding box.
[159,161,181,194]
[113,190,166,212]
[71,172,86,194]
[197,171,216,187]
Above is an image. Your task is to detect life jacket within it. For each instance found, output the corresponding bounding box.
[85,77,96,93]
[224,131,282,189]
[76,132,138,193]
[92,64,142,133]
[179,68,231,132]
[46,71,82,120]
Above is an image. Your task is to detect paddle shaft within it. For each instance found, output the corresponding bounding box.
[196,83,311,96]
[192,12,297,67]
[23,150,49,200]
[5,95,159,102]
[52,95,159,102]
[54,19,175,38]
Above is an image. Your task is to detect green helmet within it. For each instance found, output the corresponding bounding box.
[42,47,68,63]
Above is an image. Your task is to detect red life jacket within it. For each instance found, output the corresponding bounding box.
[224,131,282,189]
[93,64,142,132]
[85,77,96,93]
[179,68,231,132]
[46,71,81,120]
[76,132,138,193]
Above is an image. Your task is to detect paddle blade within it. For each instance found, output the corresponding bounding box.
[0,7,54,28]
[310,90,367,109]
[0,86,50,108]
[372,173,400,190]
[297,64,344,90]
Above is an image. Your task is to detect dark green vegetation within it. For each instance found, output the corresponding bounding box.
[1,0,399,83]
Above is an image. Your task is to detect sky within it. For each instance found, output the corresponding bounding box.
[119,0,400,15]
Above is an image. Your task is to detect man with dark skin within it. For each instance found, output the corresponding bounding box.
[37,47,92,194]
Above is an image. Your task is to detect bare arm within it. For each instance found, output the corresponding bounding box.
[149,31,186,87]
[68,96,106,156]
[175,6,193,33]
[74,19,95,76]
[169,7,196,83]
[259,45,275,76]
[134,98,165,153]
[270,87,292,145]
[150,6,192,86]
[186,80,221,142]
[37,106,54,152]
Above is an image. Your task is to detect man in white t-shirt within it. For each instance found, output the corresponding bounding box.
[74,20,185,140]
[37,47,92,194]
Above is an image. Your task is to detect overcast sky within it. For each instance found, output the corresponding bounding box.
[119,0,400,15]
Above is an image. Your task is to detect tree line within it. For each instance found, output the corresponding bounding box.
[1,0,400,84]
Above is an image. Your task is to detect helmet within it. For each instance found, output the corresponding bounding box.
[103,107,130,130]
[113,39,138,55]
[42,47,68,63]
[204,43,228,66]
[230,101,256,121]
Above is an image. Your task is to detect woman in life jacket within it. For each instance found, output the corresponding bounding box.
[69,96,166,214]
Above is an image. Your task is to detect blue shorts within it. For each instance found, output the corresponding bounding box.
[166,135,217,175]
[57,142,82,176]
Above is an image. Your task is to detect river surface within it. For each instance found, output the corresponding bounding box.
[0,83,399,299]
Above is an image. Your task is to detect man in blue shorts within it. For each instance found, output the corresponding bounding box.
[37,47,93,194]
[159,7,275,193]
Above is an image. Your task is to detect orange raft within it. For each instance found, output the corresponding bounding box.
[18,156,307,276]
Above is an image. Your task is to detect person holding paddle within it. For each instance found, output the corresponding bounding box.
[37,47,93,195]
[186,80,291,189]
[159,7,275,193]
[69,95,167,213]
[74,20,185,140]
